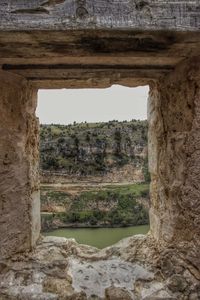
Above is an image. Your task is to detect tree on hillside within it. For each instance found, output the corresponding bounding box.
[114,129,122,157]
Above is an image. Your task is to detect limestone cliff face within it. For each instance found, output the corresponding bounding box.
[40,120,148,183]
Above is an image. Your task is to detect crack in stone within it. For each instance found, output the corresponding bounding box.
[11,7,49,14]
[11,0,67,14]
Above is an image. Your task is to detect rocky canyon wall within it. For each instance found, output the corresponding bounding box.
[40,121,148,184]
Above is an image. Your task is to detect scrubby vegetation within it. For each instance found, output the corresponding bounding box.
[40,120,148,177]
[40,120,150,231]
[41,183,149,230]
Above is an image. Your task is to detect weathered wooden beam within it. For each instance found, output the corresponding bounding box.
[3,63,174,71]
[0,31,199,64]
[2,66,171,89]
[2,64,173,81]
[0,1,199,31]
[0,56,183,66]
[25,77,151,89]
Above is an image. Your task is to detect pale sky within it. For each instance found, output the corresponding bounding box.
[36,85,148,125]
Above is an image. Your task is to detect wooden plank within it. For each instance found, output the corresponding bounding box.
[2,64,173,81]
[0,56,183,66]
[27,77,151,89]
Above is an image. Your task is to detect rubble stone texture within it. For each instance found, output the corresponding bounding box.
[0,235,199,299]
[0,0,200,299]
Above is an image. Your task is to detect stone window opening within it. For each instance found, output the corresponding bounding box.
[37,85,150,250]
[0,55,199,299]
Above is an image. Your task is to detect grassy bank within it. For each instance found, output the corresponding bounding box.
[41,183,150,230]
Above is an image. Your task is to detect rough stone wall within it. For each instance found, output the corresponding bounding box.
[148,57,200,255]
[0,72,40,259]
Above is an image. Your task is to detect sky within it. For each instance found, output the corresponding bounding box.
[36,85,149,125]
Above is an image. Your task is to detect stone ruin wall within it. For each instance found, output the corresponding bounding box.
[0,56,200,266]
[1,58,200,297]
[148,58,200,273]
[0,0,199,273]
[0,1,199,299]
[0,72,40,259]
[149,57,200,241]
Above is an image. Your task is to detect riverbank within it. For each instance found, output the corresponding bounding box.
[41,217,149,231]
[41,183,150,231]
[43,225,150,249]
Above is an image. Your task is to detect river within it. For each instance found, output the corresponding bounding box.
[44,225,150,249]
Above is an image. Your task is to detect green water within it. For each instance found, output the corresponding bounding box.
[44,225,150,249]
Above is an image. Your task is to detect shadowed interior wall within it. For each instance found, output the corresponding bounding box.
[148,58,200,266]
[0,72,40,259]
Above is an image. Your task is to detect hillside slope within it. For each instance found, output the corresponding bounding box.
[41,183,150,230]
[40,120,149,183]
